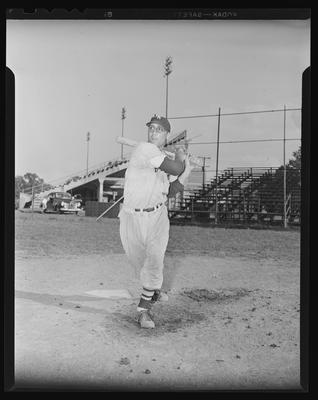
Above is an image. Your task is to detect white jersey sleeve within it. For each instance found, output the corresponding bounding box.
[122,142,170,210]
[131,142,165,169]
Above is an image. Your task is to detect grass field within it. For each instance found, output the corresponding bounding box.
[15,211,300,261]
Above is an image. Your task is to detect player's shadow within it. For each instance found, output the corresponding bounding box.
[15,290,129,316]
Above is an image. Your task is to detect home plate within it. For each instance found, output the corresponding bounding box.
[85,289,132,299]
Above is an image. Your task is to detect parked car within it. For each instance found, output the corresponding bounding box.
[42,191,82,214]
[71,194,83,210]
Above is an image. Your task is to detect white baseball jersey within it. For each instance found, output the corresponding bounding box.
[122,142,170,210]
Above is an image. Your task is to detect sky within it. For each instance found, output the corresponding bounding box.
[7,18,310,184]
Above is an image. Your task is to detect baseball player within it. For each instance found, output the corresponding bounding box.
[118,114,193,328]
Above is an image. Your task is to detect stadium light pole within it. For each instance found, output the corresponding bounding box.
[198,156,211,191]
[31,185,34,215]
[283,104,287,228]
[86,131,90,179]
[121,107,126,160]
[164,56,172,118]
[215,107,221,225]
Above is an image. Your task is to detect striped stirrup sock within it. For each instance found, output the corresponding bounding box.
[137,287,155,311]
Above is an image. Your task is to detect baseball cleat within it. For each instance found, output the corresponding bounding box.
[138,310,155,329]
[151,290,169,303]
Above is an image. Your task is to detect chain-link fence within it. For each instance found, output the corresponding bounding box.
[168,167,300,226]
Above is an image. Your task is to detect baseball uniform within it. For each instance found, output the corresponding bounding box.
[119,141,184,306]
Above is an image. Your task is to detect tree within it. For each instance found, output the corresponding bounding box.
[23,172,44,188]
[287,146,301,169]
[15,175,25,195]
[277,146,301,171]
[15,173,53,199]
[276,146,301,188]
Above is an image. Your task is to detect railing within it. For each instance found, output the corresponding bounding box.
[20,156,130,197]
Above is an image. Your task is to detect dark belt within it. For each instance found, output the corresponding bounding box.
[134,203,163,212]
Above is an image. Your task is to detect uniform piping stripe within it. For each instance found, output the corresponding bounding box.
[142,287,155,293]
[141,294,153,300]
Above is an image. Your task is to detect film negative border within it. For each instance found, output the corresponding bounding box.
[6,8,311,20]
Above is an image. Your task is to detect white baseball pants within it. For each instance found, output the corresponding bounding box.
[119,205,170,289]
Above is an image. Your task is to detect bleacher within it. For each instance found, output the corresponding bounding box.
[169,167,301,226]
[18,157,130,210]
[18,131,190,209]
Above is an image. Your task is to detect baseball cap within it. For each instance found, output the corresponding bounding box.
[146,114,171,133]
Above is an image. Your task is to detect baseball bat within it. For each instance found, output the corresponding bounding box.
[117,136,174,158]
[116,136,203,167]
[116,136,140,148]
[96,195,124,221]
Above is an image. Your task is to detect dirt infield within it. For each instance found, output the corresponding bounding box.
[14,211,301,390]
